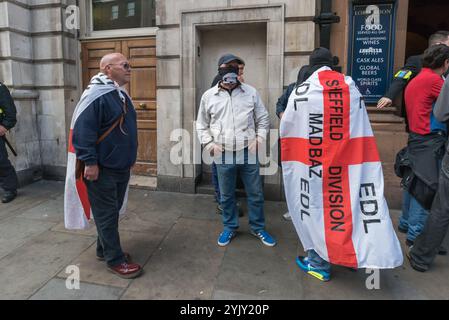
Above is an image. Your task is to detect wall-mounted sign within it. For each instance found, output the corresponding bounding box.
[348,2,397,104]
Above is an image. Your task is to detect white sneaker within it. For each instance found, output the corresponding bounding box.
[283,212,292,221]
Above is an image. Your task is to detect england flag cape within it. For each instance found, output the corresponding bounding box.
[64,73,130,230]
[280,66,403,269]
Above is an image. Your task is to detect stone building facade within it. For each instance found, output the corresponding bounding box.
[1,0,448,208]
[0,0,79,184]
[155,0,316,202]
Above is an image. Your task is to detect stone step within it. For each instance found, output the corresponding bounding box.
[196,182,247,198]
[366,106,397,114]
[129,175,157,190]
[372,122,407,132]
[368,112,405,124]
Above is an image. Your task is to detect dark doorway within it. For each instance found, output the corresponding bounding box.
[406,0,449,59]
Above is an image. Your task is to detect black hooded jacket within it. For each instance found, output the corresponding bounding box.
[276,63,333,118]
[0,82,17,130]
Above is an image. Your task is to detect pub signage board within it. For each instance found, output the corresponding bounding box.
[348,2,397,104]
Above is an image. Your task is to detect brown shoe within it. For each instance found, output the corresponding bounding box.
[96,252,132,262]
[108,262,142,279]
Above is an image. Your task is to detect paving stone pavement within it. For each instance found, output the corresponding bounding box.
[0,180,448,300]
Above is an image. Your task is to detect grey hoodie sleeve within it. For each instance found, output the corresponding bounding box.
[434,77,449,123]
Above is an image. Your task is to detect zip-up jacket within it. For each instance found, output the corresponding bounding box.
[196,83,270,151]
[72,90,138,170]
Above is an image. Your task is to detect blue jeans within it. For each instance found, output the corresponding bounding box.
[407,195,429,242]
[212,162,239,217]
[215,149,264,233]
[308,250,331,273]
[399,189,411,230]
[211,162,221,203]
[399,190,429,241]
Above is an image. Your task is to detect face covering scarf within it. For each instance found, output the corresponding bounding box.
[219,66,239,85]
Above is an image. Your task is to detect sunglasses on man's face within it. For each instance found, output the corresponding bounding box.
[108,62,132,70]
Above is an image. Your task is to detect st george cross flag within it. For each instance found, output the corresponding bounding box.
[280,66,403,269]
[64,73,129,230]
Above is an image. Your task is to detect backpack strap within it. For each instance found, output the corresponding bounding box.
[96,115,123,144]
[96,99,127,144]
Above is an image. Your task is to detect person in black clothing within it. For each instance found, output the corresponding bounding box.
[0,82,18,203]
[408,76,449,272]
[377,31,449,110]
[378,31,449,250]
[276,47,338,119]
[275,66,308,120]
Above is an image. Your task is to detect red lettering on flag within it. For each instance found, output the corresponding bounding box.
[281,70,380,268]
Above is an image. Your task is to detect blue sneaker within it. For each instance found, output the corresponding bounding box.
[296,256,330,282]
[217,230,236,247]
[251,230,277,247]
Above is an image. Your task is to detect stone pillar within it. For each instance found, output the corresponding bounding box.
[31,0,79,180]
[0,0,80,185]
[0,0,42,186]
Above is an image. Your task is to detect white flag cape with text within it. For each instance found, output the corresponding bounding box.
[280,67,403,269]
[64,73,129,230]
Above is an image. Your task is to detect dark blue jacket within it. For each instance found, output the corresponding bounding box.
[276,64,328,118]
[73,90,138,170]
[276,83,296,118]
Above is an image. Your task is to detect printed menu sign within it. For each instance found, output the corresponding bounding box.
[348,3,396,103]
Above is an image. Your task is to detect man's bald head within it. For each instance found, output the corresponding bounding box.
[99,53,131,86]
[100,53,126,71]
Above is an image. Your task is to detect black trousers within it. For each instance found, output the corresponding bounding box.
[410,151,449,266]
[84,167,130,267]
[0,137,18,192]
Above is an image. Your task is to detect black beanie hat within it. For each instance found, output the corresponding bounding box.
[309,47,334,67]
[217,53,245,67]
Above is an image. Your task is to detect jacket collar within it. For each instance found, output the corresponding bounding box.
[213,82,245,95]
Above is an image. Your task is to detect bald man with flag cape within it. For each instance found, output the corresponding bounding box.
[64,53,142,279]
[64,72,131,229]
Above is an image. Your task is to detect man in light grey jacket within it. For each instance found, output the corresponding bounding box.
[408,75,449,272]
[196,53,276,247]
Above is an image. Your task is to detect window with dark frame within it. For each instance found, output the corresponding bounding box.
[92,0,155,31]
[111,5,118,20]
[127,2,136,17]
